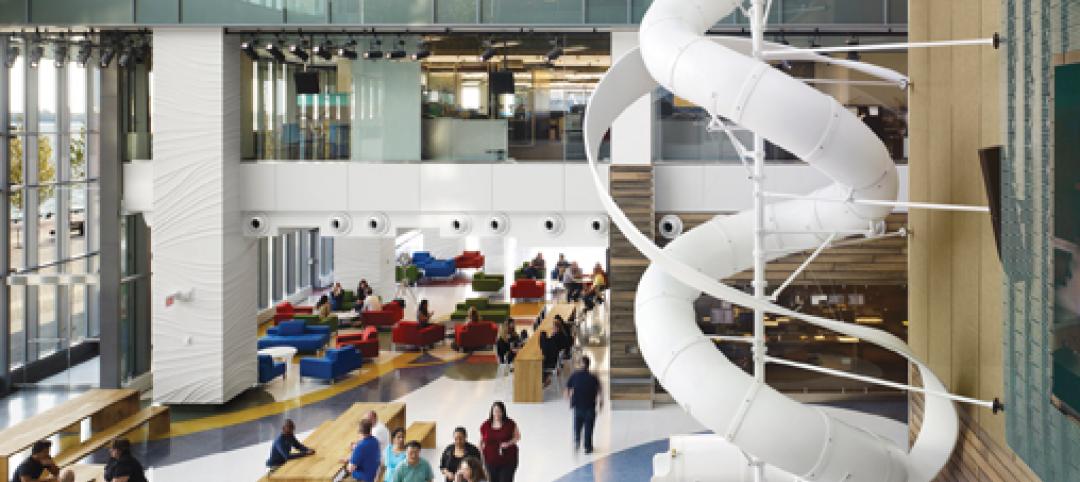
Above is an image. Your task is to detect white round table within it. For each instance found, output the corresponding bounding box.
[258,346,298,377]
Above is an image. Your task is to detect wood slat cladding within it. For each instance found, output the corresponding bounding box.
[909,368,1038,482]
[655,213,909,285]
[609,165,656,407]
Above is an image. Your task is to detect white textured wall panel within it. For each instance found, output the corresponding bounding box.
[151,29,257,404]
[419,164,493,212]
[334,236,395,298]
[563,164,610,212]
[654,165,706,212]
[274,163,349,211]
[240,163,277,211]
[492,164,564,211]
[347,163,421,212]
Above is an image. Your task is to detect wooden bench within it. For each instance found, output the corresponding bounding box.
[66,464,105,482]
[54,406,170,467]
[270,403,405,482]
[0,389,140,476]
[405,421,436,449]
[513,303,576,403]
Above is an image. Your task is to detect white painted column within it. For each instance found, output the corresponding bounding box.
[611,31,654,165]
[151,29,257,404]
[334,237,396,299]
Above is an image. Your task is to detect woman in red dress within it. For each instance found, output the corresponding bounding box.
[479,401,520,482]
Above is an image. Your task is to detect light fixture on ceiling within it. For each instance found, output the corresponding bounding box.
[117,44,134,68]
[545,38,563,63]
[313,37,333,61]
[846,35,860,61]
[99,43,115,68]
[52,37,68,67]
[241,38,259,60]
[27,38,43,68]
[5,45,18,68]
[265,37,286,62]
[411,40,431,61]
[288,38,309,62]
[479,39,496,62]
[363,38,384,60]
[75,40,92,67]
[337,38,359,60]
[388,38,407,59]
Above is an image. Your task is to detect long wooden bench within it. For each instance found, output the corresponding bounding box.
[405,421,436,449]
[513,303,576,403]
[270,403,405,482]
[54,406,169,467]
[0,389,140,475]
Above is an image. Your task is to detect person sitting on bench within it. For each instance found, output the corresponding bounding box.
[12,440,74,482]
[266,419,314,468]
[104,438,148,482]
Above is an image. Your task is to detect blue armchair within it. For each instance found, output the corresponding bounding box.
[412,251,434,265]
[258,354,287,383]
[299,347,363,382]
[421,259,456,278]
[258,320,330,353]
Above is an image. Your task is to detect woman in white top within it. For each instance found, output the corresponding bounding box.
[362,288,383,312]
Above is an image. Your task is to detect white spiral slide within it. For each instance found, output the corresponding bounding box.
[582,1,958,481]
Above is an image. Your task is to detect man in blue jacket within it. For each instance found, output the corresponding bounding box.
[266,419,314,468]
[345,419,381,482]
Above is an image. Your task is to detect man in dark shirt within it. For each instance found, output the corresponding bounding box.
[12,440,73,482]
[266,419,315,468]
[565,355,602,454]
[104,438,148,482]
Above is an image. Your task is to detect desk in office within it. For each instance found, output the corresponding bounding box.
[513,303,576,403]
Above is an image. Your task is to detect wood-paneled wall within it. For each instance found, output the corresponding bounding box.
[608,165,656,408]
[908,0,1032,479]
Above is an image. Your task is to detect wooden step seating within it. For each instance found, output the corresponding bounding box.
[0,389,140,476]
[66,463,104,482]
[54,406,170,467]
[405,421,436,449]
[513,303,576,403]
[270,403,405,482]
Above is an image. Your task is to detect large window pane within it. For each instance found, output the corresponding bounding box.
[37,186,58,266]
[9,52,23,132]
[38,61,57,133]
[364,0,434,23]
[483,0,582,23]
[586,0,627,24]
[36,266,60,360]
[181,0,284,24]
[287,0,328,23]
[10,286,25,366]
[31,0,132,24]
[782,0,885,24]
[67,186,87,256]
[285,232,296,294]
[436,0,477,23]
[0,0,27,23]
[136,0,180,23]
[888,0,907,24]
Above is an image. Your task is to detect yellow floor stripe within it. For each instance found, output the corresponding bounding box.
[159,352,425,439]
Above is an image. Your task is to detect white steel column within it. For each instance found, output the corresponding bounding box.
[749,2,768,481]
[151,29,257,404]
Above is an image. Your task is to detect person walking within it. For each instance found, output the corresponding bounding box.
[479,401,520,482]
[388,441,434,482]
[565,355,602,454]
[439,427,482,482]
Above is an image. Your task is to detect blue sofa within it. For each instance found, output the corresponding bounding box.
[258,354,287,383]
[258,320,330,353]
[412,251,457,278]
[299,347,363,382]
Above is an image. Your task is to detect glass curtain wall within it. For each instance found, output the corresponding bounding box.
[5,33,101,381]
[240,33,612,162]
[259,230,332,310]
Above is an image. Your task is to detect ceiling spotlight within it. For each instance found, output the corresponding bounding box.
[545,37,562,62]
[117,45,133,68]
[846,35,860,61]
[99,44,115,68]
[364,39,384,60]
[5,45,18,68]
[241,38,259,60]
[388,39,407,59]
[479,39,496,62]
[28,45,43,68]
[75,40,92,67]
[288,40,309,62]
[337,46,358,60]
[265,39,286,62]
[52,41,68,67]
[411,41,431,61]
[313,39,333,61]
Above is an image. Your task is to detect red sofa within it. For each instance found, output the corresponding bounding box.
[274,301,314,324]
[454,251,485,269]
[454,322,498,351]
[392,321,444,349]
[510,279,545,299]
[336,326,380,358]
[362,300,404,327]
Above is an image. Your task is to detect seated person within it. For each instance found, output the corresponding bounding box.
[330,283,345,311]
[356,279,371,300]
[417,299,434,328]
[562,263,581,302]
[525,252,545,279]
[105,438,148,482]
[361,288,382,313]
[540,329,569,385]
[315,295,333,322]
[466,306,481,324]
[13,440,74,482]
[496,323,518,365]
[518,329,529,346]
[554,316,575,354]
[266,419,314,468]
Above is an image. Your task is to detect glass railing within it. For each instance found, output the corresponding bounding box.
[3,0,908,26]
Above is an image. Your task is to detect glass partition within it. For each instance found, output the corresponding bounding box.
[241,33,612,162]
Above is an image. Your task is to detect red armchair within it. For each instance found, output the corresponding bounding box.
[392,321,444,350]
[362,300,404,327]
[510,279,545,299]
[454,322,498,351]
[336,326,380,358]
[274,301,314,324]
[454,251,485,269]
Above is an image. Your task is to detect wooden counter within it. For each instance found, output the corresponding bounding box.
[513,303,576,403]
[270,402,405,482]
